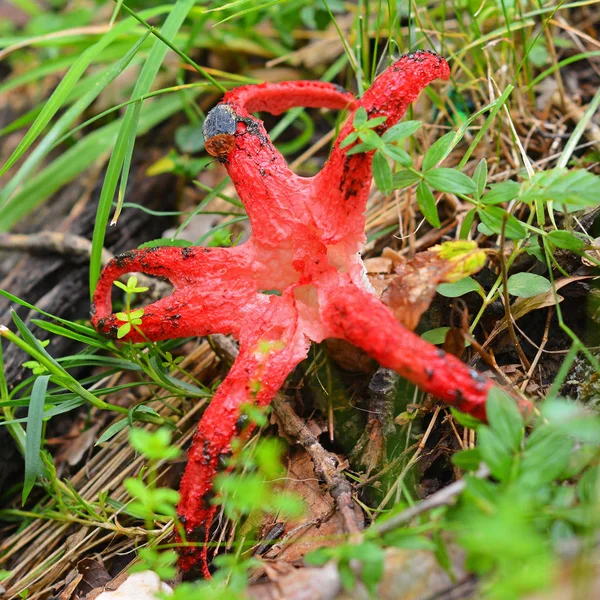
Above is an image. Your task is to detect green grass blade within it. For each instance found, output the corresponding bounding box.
[112,100,142,225]
[0,5,170,183]
[22,374,50,505]
[89,0,197,298]
[0,93,195,231]
[0,31,150,204]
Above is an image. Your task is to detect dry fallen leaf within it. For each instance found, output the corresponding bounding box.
[382,241,486,330]
[265,449,362,564]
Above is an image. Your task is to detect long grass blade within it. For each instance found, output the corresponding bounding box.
[0,6,169,184]
[0,93,195,231]
[0,31,151,205]
[22,375,50,505]
[89,0,197,298]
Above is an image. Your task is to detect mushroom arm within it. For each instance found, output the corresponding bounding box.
[91,245,258,342]
[312,51,451,243]
[177,311,310,576]
[223,80,357,115]
[321,284,533,422]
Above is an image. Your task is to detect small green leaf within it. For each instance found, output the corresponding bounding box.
[372,151,393,195]
[452,448,482,471]
[345,142,375,156]
[421,327,451,345]
[358,129,385,149]
[422,132,454,171]
[382,144,412,166]
[340,131,359,148]
[425,168,477,195]
[520,168,600,210]
[473,159,488,198]
[96,419,130,446]
[382,120,421,142]
[507,273,551,298]
[477,206,527,239]
[117,323,131,338]
[546,230,586,251]
[485,388,524,453]
[450,407,483,429]
[113,280,129,292]
[364,116,388,129]
[417,181,441,227]
[459,208,477,239]
[477,426,514,481]
[353,107,368,126]
[522,427,573,486]
[481,181,520,205]
[393,170,420,189]
[437,276,482,298]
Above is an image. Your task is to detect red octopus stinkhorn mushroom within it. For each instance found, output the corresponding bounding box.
[91,50,530,577]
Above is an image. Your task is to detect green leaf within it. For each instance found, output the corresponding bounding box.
[421,327,450,345]
[424,168,477,195]
[96,419,130,446]
[340,131,359,148]
[372,151,393,195]
[520,168,600,210]
[358,129,385,149]
[422,132,454,171]
[345,142,375,156]
[485,388,524,453]
[392,170,420,189]
[23,375,50,504]
[481,181,520,205]
[546,230,586,251]
[381,120,421,142]
[522,427,573,486]
[437,276,482,298]
[477,206,527,239]
[459,208,476,239]
[477,426,514,481]
[354,543,385,594]
[353,107,368,126]
[473,159,488,198]
[117,323,132,339]
[381,144,412,167]
[417,181,441,228]
[450,407,483,429]
[364,116,388,129]
[507,273,551,298]
[175,122,205,153]
[452,448,482,471]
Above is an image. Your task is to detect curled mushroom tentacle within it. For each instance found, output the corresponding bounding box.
[92,245,259,342]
